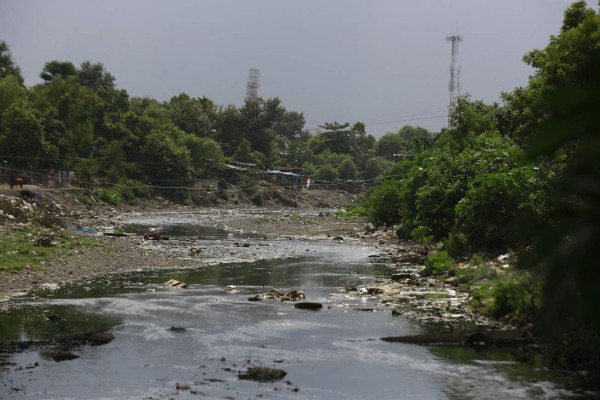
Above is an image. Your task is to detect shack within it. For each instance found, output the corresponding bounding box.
[266,170,300,190]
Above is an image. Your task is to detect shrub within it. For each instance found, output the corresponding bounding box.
[491,272,542,319]
[125,179,150,199]
[99,188,123,206]
[77,195,94,207]
[336,205,368,219]
[452,166,549,255]
[410,225,434,243]
[423,251,455,276]
[217,178,228,200]
[251,191,264,206]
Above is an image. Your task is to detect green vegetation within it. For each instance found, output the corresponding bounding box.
[335,204,369,219]
[0,43,435,201]
[0,228,99,272]
[360,1,600,386]
[423,251,455,276]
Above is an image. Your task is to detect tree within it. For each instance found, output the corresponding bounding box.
[77,61,115,91]
[240,97,284,163]
[141,126,193,198]
[364,157,391,180]
[167,93,215,138]
[234,138,253,163]
[40,60,77,82]
[446,96,500,145]
[0,99,53,169]
[29,76,102,169]
[375,126,433,160]
[315,165,338,182]
[503,1,600,145]
[375,132,406,160]
[338,158,358,180]
[0,76,27,116]
[561,0,589,31]
[215,104,244,155]
[0,41,23,84]
[276,110,305,139]
[183,135,224,174]
[398,125,434,153]
[521,2,600,337]
[311,121,354,155]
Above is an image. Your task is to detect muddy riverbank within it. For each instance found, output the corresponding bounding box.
[1,185,510,334]
[0,186,362,306]
[1,203,507,336]
[0,208,369,308]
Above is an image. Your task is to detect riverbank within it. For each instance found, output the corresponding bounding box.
[0,186,507,334]
[0,186,368,308]
[0,212,508,338]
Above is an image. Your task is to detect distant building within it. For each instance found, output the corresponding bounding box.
[266,170,301,189]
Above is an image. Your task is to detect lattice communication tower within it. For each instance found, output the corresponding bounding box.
[246,68,260,100]
[446,31,462,126]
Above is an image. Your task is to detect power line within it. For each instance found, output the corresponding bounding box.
[306,110,448,132]
[362,110,448,124]
[364,114,447,127]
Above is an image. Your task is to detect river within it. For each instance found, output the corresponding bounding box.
[0,212,587,399]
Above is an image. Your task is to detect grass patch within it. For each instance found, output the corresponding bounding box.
[0,228,101,273]
[335,205,368,219]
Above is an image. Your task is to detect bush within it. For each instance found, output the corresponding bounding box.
[423,251,455,276]
[125,179,150,199]
[336,205,368,219]
[217,178,228,200]
[491,272,542,319]
[77,195,95,207]
[99,188,123,206]
[452,166,548,255]
[251,191,264,206]
[410,225,434,243]
[239,174,259,196]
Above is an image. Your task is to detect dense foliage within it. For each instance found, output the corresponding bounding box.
[362,1,600,382]
[0,40,435,203]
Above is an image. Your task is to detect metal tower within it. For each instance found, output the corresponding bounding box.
[245,68,260,100]
[446,30,462,126]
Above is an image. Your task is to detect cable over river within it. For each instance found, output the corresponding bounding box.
[0,211,587,399]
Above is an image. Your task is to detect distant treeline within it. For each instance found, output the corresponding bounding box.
[0,40,435,202]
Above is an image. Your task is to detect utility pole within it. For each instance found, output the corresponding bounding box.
[446,26,462,127]
[245,68,260,100]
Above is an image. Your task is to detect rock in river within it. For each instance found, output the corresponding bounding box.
[86,332,115,346]
[51,351,80,362]
[238,367,287,382]
[294,302,323,310]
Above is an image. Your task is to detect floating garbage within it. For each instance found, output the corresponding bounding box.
[73,227,97,234]
[266,288,305,301]
[164,279,187,289]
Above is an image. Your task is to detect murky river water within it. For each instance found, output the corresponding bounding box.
[0,212,589,399]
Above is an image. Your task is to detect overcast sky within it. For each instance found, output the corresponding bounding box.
[0,0,587,136]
